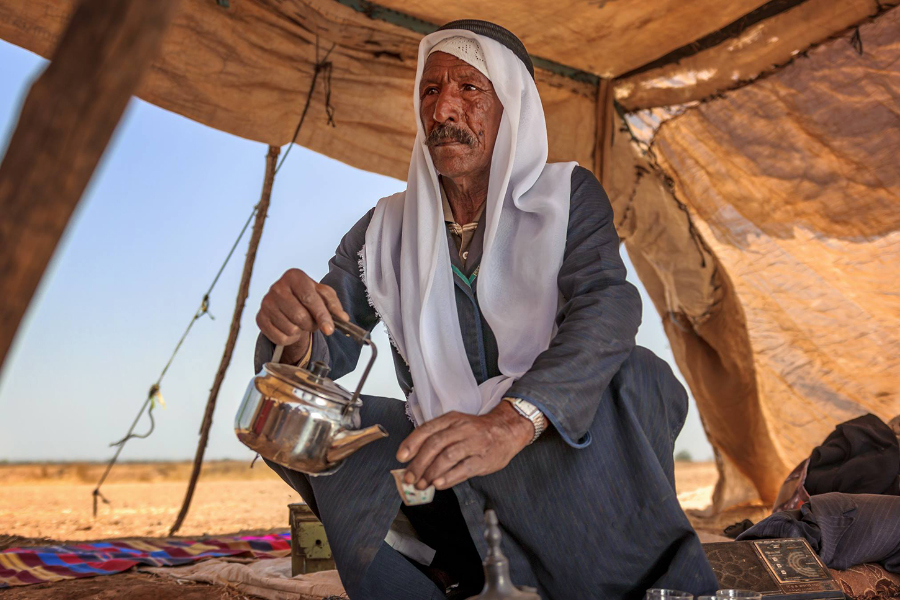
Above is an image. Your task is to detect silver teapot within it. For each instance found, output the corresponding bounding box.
[235,319,388,475]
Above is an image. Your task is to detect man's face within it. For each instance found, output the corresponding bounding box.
[419,51,504,181]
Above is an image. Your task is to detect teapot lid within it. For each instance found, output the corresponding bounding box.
[263,361,358,408]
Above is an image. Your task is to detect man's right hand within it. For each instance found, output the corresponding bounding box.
[256,269,349,353]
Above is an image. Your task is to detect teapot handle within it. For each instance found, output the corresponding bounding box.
[270,316,377,410]
[271,345,285,363]
[333,317,378,409]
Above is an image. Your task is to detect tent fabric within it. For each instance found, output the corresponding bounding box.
[614,0,888,111]
[4,0,888,180]
[649,7,900,496]
[361,0,772,78]
[0,0,598,181]
[605,110,787,505]
[1,0,898,508]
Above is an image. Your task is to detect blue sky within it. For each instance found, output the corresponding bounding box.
[0,39,712,463]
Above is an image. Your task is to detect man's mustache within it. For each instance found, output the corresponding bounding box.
[425,124,476,148]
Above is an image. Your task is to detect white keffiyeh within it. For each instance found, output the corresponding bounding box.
[361,29,577,425]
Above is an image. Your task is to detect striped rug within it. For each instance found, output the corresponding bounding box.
[0,532,291,588]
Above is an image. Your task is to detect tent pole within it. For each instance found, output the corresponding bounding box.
[593,78,615,188]
[0,0,178,370]
[169,145,281,536]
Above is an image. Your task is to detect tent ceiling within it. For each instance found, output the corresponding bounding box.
[615,0,885,109]
[358,0,773,78]
[0,0,887,178]
[2,0,887,184]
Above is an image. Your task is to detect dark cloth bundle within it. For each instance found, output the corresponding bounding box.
[737,493,900,573]
[805,414,900,497]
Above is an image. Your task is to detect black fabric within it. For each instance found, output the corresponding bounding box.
[723,519,755,539]
[737,493,900,573]
[401,489,485,598]
[437,19,535,79]
[805,414,900,496]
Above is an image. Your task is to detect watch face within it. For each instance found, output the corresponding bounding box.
[513,399,536,416]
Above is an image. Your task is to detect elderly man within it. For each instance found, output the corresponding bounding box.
[255,19,717,600]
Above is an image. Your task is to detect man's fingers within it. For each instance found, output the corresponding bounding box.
[420,441,472,487]
[301,292,334,335]
[257,313,299,346]
[288,278,334,335]
[396,414,459,463]
[316,284,349,322]
[404,427,470,487]
[272,293,315,332]
[257,269,349,347]
[433,458,479,490]
[269,310,303,339]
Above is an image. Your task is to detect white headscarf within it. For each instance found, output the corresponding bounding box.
[362,29,577,425]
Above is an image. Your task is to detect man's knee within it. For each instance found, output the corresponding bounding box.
[614,345,689,485]
[623,345,675,381]
[620,346,688,433]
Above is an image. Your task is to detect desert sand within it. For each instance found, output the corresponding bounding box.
[0,461,303,542]
[0,460,715,542]
[0,460,716,598]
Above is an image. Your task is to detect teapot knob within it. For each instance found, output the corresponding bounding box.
[310,361,330,379]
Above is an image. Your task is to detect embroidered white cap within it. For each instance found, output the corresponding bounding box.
[428,35,490,80]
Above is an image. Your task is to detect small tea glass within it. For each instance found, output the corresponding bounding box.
[645,590,694,600]
[716,591,762,599]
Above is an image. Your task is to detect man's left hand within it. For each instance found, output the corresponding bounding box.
[396,401,534,491]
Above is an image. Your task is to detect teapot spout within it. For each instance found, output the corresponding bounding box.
[326,425,389,463]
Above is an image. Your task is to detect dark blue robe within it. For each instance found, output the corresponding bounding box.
[255,166,717,599]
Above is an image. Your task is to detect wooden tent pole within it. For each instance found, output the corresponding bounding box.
[169,145,280,536]
[593,78,615,187]
[0,0,178,369]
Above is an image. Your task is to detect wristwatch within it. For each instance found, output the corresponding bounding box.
[503,397,547,444]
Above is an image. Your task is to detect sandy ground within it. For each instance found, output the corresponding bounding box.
[0,460,715,542]
[673,461,718,511]
[0,461,302,542]
[0,460,715,598]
